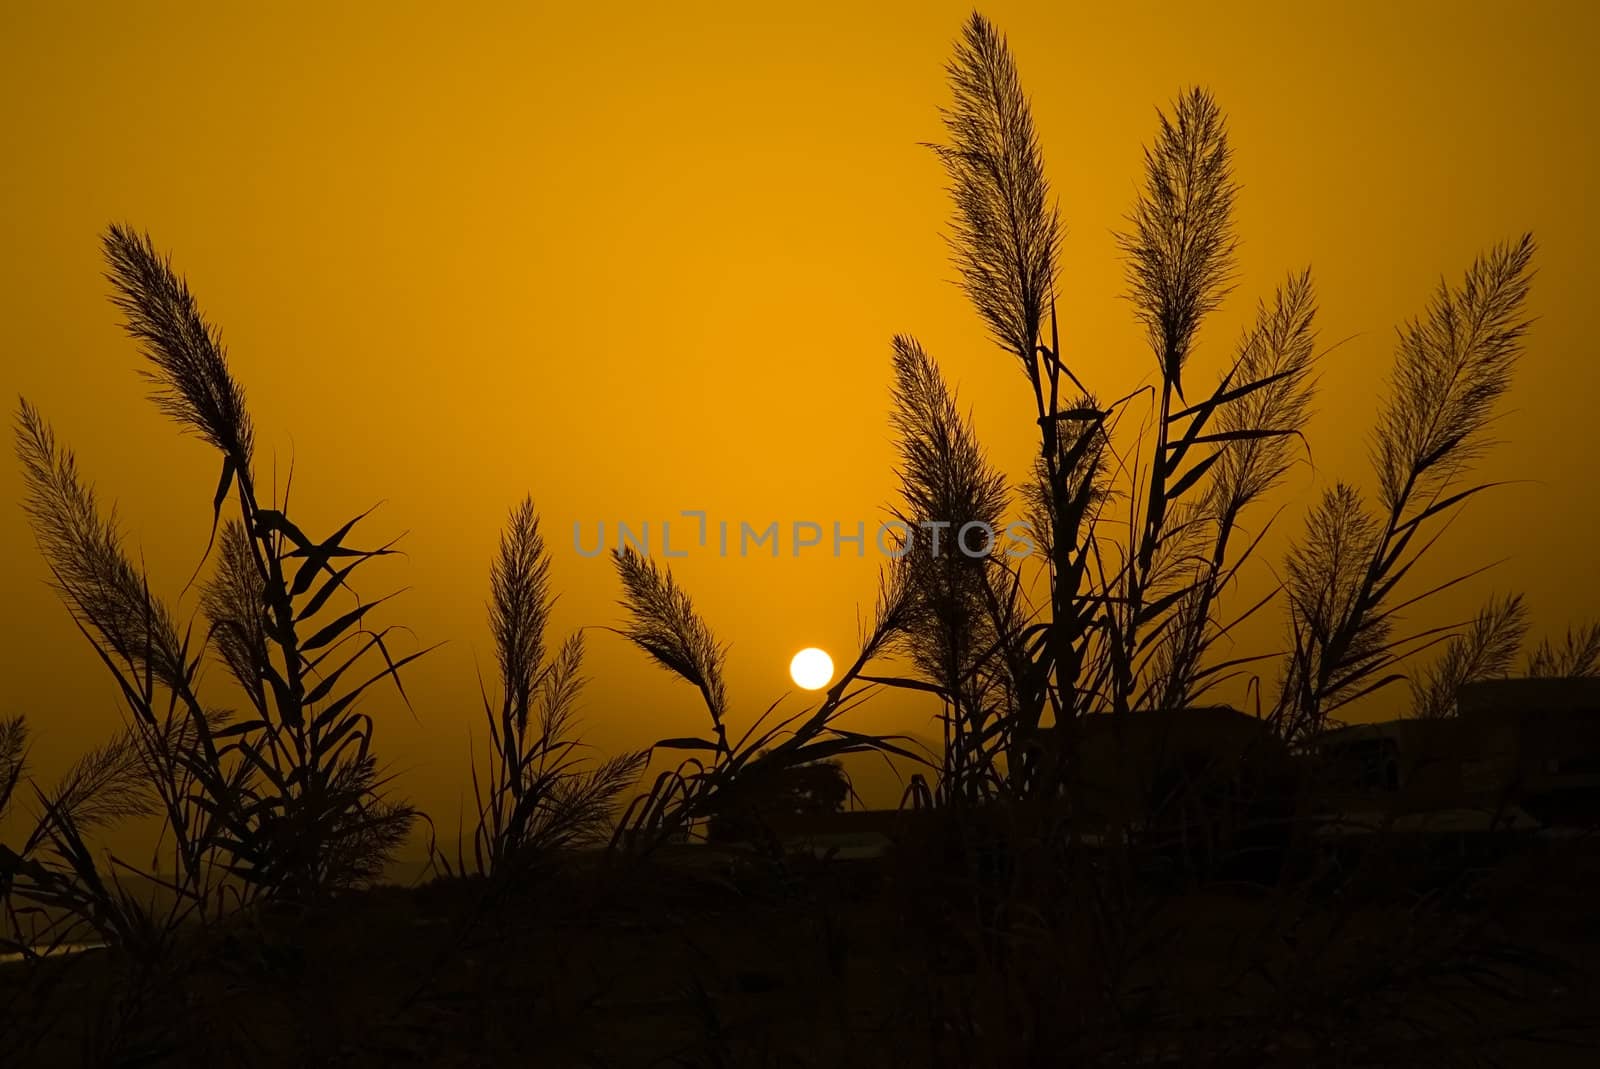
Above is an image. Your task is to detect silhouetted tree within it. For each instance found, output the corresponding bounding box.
[705,755,849,843]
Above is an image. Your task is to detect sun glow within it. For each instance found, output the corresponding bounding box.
[789,647,834,691]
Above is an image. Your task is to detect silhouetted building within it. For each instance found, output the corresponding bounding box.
[1019,706,1291,871]
[1312,677,1600,834]
[1458,677,1600,826]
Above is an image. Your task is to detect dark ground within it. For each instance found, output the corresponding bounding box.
[4,831,1598,1067]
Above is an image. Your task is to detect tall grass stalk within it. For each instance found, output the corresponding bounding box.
[448,497,646,878]
[610,547,920,848]
[6,226,427,955]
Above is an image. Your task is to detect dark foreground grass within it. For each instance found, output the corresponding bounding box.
[5,830,1596,1068]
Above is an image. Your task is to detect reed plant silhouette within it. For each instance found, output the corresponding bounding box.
[882,335,1012,804]
[0,717,26,832]
[608,546,919,849]
[1405,598,1599,718]
[443,496,646,878]
[897,13,1540,803]
[904,17,1333,822]
[860,14,1579,1063]
[1525,620,1600,678]
[1275,236,1537,741]
[1408,593,1529,719]
[4,227,423,962]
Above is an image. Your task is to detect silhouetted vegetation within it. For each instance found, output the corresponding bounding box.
[7,228,423,932]
[3,11,1598,1068]
[443,497,646,879]
[607,544,915,850]
[704,756,849,844]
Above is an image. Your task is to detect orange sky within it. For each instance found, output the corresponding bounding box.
[3,1,1597,834]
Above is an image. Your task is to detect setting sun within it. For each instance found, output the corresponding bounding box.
[789,647,834,691]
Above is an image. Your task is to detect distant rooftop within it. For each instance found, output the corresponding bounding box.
[1457,677,1600,717]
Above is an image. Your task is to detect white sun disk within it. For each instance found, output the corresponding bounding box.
[789,647,834,691]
